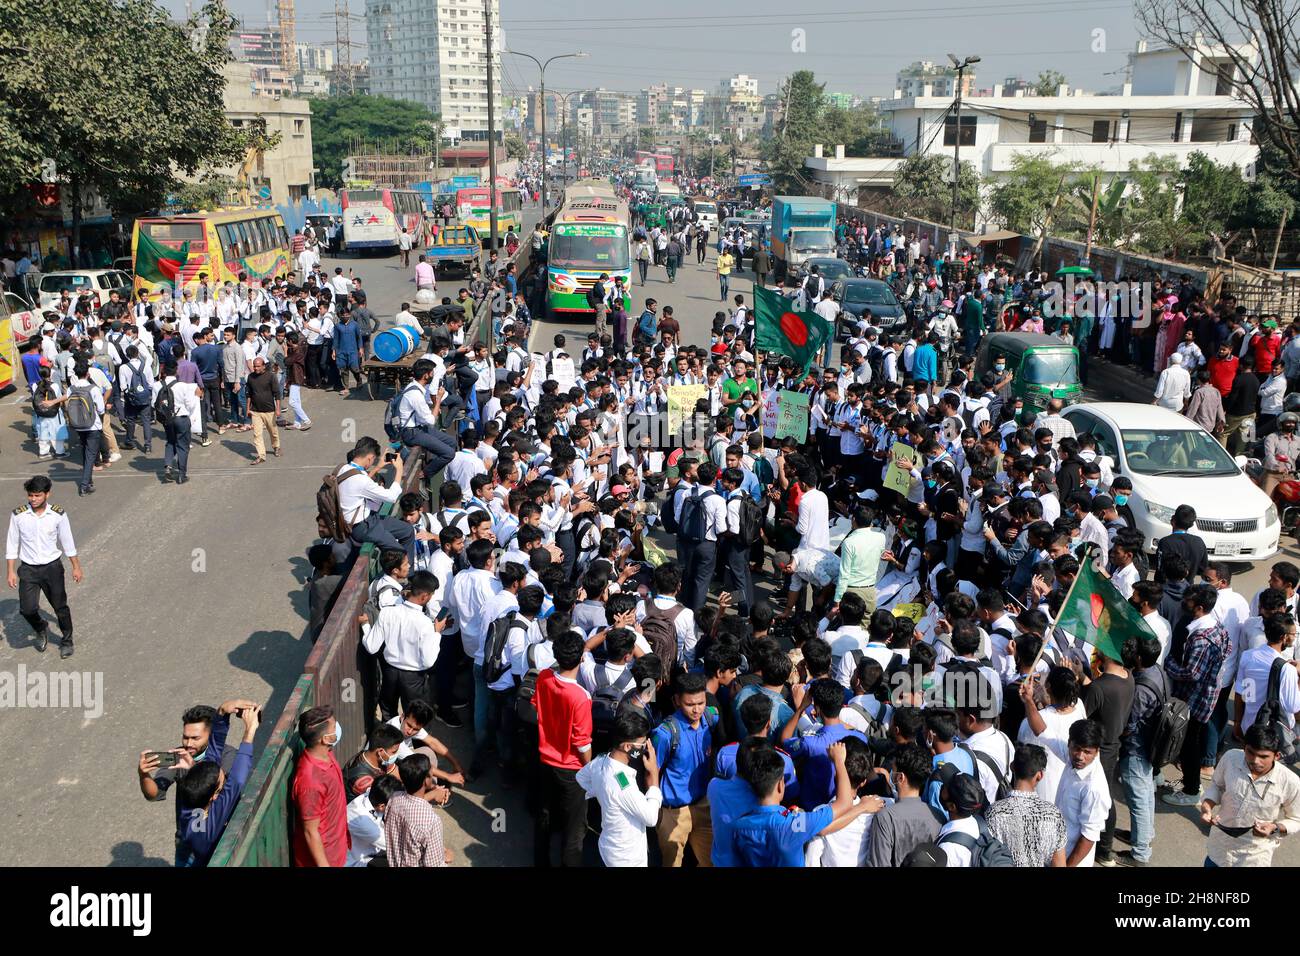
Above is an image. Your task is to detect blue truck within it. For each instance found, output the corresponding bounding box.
[425,224,481,276]
[769,196,837,284]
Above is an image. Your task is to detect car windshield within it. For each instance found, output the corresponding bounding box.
[1022,349,1078,385]
[792,229,834,253]
[1120,428,1239,476]
[40,274,92,293]
[845,283,896,305]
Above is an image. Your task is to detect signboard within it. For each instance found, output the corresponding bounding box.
[883,443,917,495]
[738,173,772,187]
[761,388,780,435]
[667,384,708,435]
[555,223,620,237]
[774,389,811,441]
[257,185,272,200]
[450,175,480,188]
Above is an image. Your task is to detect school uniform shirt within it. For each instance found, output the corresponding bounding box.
[1051,748,1112,867]
[650,711,715,808]
[836,403,866,456]
[1211,586,1251,691]
[795,487,831,552]
[805,796,889,867]
[448,567,502,659]
[1017,704,1088,802]
[707,774,761,867]
[733,802,834,867]
[1235,644,1300,733]
[575,754,664,867]
[336,462,402,527]
[361,599,441,671]
[446,448,487,490]
[937,814,982,867]
[345,790,387,866]
[6,504,78,566]
[783,723,869,810]
[66,376,106,430]
[962,725,1015,809]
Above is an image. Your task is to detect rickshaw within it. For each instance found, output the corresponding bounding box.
[974,332,1081,413]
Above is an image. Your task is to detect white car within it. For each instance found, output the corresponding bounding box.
[37,269,132,311]
[1061,402,1279,561]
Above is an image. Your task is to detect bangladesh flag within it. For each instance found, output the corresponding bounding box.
[1055,557,1156,664]
[135,230,190,285]
[753,284,833,374]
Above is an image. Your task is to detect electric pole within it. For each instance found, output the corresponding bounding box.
[947,54,980,253]
[483,0,498,250]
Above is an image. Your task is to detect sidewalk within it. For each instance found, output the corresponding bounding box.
[1084,355,1157,404]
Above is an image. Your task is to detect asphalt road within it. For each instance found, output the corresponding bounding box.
[0,203,1288,868]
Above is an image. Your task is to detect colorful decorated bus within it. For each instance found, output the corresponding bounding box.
[131,208,292,298]
[455,185,523,245]
[341,187,425,252]
[546,181,632,317]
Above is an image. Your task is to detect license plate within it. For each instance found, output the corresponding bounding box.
[1214,542,1242,557]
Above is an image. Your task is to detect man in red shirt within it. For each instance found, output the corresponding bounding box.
[291,705,351,867]
[1207,343,1238,397]
[533,629,593,866]
[1254,318,1283,375]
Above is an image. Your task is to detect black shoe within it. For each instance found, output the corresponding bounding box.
[33,631,48,653]
[1114,850,1150,867]
[59,640,74,660]
[162,467,173,482]
[177,475,189,485]
[436,709,464,729]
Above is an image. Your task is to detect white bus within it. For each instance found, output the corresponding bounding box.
[340,188,425,253]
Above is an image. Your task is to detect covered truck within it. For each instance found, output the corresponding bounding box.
[769,196,836,283]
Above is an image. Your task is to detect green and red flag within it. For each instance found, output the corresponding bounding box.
[753,284,833,374]
[1055,556,1156,664]
[134,230,190,285]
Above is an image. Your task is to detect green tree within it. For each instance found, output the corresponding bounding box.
[0,0,255,244]
[310,93,442,189]
[762,70,826,192]
[1177,150,1249,255]
[890,153,980,225]
[1123,155,1201,258]
[1032,70,1068,97]
[504,133,526,161]
[988,153,1083,235]
[171,173,238,212]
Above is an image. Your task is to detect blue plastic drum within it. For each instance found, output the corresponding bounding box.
[372,324,421,363]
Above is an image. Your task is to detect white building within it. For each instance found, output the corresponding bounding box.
[295,42,335,74]
[366,0,500,135]
[896,60,975,99]
[722,73,759,100]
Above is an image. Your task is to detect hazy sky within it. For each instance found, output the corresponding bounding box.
[170,0,1143,98]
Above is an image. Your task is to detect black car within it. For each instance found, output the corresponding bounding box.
[798,256,855,284]
[830,278,906,339]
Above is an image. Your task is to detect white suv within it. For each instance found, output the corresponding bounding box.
[37,269,132,311]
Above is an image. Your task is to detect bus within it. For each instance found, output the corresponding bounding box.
[631,164,658,190]
[131,208,292,299]
[656,181,683,204]
[456,185,523,246]
[635,150,674,174]
[341,187,425,253]
[546,181,632,317]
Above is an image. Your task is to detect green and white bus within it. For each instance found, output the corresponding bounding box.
[546,182,632,317]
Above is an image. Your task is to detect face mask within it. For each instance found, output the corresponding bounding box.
[994,363,1005,372]
[1115,494,1129,506]
[626,745,644,759]
[381,750,400,766]
[326,720,343,748]
[925,479,937,489]
[1085,478,1099,489]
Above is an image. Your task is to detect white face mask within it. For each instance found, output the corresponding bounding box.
[325,720,343,748]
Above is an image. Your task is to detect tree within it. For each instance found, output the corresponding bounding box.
[1032,70,1068,97]
[0,0,256,244]
[1137,0,1300,184]
[1178,150,1250,253]
[310,93,442,189]
[171,173,238,212]
[988,153,1083,235]
[762,71,826,192]
[889,154,980,225]
[504,133,526,161]
[1123,155,1203,258]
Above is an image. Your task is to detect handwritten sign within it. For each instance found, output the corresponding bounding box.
[774,389,811,441]
[884,443,916,495]
[667,384,708,435]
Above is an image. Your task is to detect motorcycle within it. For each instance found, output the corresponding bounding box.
[1273,477,1300,537]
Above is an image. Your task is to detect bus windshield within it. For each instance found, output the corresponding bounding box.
[551,229,630,270]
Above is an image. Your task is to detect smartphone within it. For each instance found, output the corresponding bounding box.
[148,751,181,769]
[436,607,452,622]
[385,452,398,463]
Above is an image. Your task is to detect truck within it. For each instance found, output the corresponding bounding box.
[424,223,481,276]
[768,196,837,283]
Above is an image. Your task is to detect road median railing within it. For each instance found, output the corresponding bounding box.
[210,450,426,867]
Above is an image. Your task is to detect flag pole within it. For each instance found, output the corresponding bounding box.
[1029,543,1090,674]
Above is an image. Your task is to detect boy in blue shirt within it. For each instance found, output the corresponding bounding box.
[921,707,978,820]
[731,741,868,867]
[780,679,869,810]
[706,736,765,867]
[650,672,719,867]
[175,705,260,866]
[715,693,799,804]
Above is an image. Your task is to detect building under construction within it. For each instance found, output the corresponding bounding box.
[344,144,513,187]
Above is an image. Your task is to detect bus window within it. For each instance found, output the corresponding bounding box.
[218,224,240,259]
[143,221,205,241]
[236,221,255,256]
[253,218,271,253]
[277,222,290,248]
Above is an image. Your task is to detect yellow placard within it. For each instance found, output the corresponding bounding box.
[667,384,708,434]
[883,443,916,495]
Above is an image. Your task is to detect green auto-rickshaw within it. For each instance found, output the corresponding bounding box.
[974,332,1082,413]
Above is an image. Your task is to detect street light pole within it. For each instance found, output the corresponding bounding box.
[947,53,980,254]
[507,50,586,211]
[484,0,498,250]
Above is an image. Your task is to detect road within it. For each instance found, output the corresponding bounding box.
[0,200,1289,867]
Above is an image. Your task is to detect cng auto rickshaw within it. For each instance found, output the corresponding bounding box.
[974,332,1081,413]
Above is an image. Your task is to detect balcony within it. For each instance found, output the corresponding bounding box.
[984,139,1258,174]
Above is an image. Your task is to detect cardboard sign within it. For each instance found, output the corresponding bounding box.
[667,384,708,435]
[884,443,916,495]
[774,389,811,441]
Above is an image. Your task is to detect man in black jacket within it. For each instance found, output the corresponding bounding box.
[1154,504,1207,583]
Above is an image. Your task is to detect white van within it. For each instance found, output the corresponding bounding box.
[691,199,718,231]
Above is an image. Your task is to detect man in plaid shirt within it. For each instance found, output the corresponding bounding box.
[1033,398,1077,446]
[1162,583,1230,808]
[384,752,454,867]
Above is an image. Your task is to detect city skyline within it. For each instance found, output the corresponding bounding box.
[167,0,1143,100]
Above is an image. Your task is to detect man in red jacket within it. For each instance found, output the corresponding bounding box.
[1254,317,1283,376]
[533,629,593,866]
[1207,342,1238,397]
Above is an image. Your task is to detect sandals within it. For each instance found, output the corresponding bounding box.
[250,457,265,465]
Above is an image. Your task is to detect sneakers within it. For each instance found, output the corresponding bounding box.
[1115,850,1150,867]
[108,452,122,463]
[436,710,464,729]
[177,475,189,484]
[1095,854,1117,867]
[199,438,213,447]
[162,467,173,483]
[1161,790,1202,807]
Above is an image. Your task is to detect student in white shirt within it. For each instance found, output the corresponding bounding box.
[1027,711,1111,867]
[804,736,888,866]
[1017,667,1088,802]
[936,773,988,867]
[345,776,399,866]
[575,710,664,867]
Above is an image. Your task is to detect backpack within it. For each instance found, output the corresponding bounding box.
[591,665,636,742]
[1252,658,1298,765]
[846,701,890,741]
[586,282,605,310]
[1135,668,1192,769]
[385,383,424,440]
[32,381,60,418]
[925,742,980,799]
[660,485,684,535]
[938,822,1016,868]
[867,344,886,382]
[658,711,721,770]
[641,601,686,674]
[361,584,402,648]
[481,611,522,685]
[734,491,764,547]
[515,642,543,725]
[64,382,97,431]
[679,487,716,544]
[960,399,985,432]
[970,741,1013,802]
[125,359,151,406]
[154,380,178,425]
[317,467,364,543]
